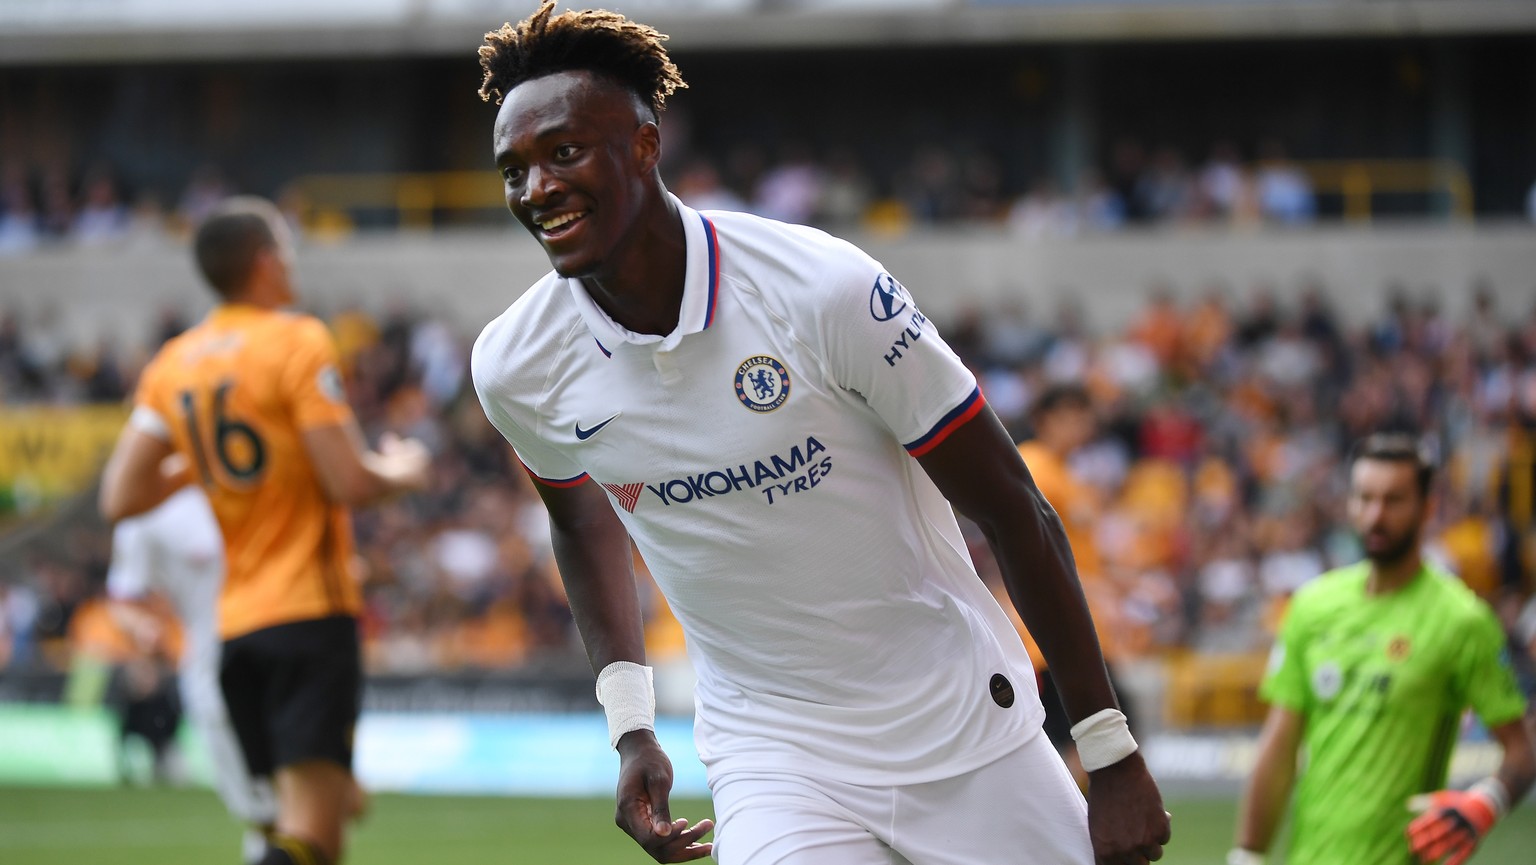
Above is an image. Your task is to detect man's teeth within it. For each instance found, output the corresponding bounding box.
[541,212,583,231]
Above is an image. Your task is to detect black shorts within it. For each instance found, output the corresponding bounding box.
[220,615,361,777]
[1038,665,1138,749]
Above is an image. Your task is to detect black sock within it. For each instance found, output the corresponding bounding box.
[258,835,330,865]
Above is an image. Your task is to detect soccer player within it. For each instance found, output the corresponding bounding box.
[1231,433,1535,865]
[100,196,430,865]
[106,484,277,864]
[470,4,1170,864]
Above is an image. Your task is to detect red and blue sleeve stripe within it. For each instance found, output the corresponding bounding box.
[904,388,986,458]
[517,456,589,488]
[701,215,720,330]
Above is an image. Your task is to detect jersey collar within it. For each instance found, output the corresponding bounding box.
[567,193,720,352]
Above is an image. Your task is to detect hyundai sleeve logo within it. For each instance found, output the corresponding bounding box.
[869,273,912,322]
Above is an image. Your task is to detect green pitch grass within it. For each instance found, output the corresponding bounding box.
[2,785,1533,864]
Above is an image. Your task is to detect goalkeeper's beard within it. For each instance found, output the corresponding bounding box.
[1363,525,1420,568]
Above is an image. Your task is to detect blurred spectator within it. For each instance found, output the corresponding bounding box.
[1198,141,1245,219]
[1127,286,1183,369]
[1107,138,1151,223]
[1074,168,1126,233]
[71,166,130,246]
[956,150,1006,221]
[817,150,873,228]
[1464,280,1502,362]
[980,298,1050,370]
[1256,140,1316,225]
[898,145,965,223]
[673,159,748,213]
[177,164,233,230]
[1007,177,1078,239]
[752,143,822,225]
[0,168,41,255]
[1192,530,1264,653]
[1137,147,1195,222]
[37,165,74,238]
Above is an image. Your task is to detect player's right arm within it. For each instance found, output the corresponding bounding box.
[101,346,192,522]
[1233,705,1304,862]
[529,478,713,863]
[100,425,188,522]
[1233,597,1312,864]
[471,309,710,862]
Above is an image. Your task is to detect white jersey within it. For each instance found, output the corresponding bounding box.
[108,486,276,826]
[473,197,1042,785]
[107,485,225,684]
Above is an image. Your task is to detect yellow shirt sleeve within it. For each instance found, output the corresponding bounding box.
[281,317,356,432]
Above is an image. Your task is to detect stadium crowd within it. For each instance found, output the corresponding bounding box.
[3,270,1536,699]
[0,137,1325,254]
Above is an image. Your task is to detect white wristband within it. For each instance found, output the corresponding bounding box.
[595,661,656,750]
[1470,776,1511,818]
[1069,707,1138,772]
[1226,849,1266,865]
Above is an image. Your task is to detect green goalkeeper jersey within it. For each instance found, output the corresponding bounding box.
[1260,561,1527,865]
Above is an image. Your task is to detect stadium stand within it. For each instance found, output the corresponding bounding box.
[1,1,1534,746]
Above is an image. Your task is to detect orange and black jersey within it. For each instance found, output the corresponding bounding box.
[134,305,360,639]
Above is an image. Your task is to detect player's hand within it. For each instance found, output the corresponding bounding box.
[614,730,713,862]
[378,432,432,491]
[1086,751,1171,864]
[1406,787,1500,865]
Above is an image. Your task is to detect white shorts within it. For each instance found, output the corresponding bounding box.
[709,731,1091,865]
[182,651,276,825]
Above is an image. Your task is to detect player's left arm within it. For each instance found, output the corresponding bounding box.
[1490,717,1536,805]
[1407,608,1535,865]
[916,405,1171,864]
[1407,719,1534,865]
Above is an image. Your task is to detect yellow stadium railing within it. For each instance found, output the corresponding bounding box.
[1298,158,1473,222]
[289,170,507,232]
[289,158,1474,231]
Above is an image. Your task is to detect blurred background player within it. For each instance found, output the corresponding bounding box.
[1231,433,1535,865]
[99,196,431,865]
[106,482,278,864]
[1013,383,1135,785]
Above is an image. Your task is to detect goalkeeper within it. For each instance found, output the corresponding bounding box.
[1231,433,1534,865]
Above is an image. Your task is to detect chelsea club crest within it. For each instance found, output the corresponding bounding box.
[734,355,791,413]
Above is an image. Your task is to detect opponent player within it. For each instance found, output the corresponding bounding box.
[470,4,1170,863]
[100,196,430,865]
[1231,433,1535,865]
[106,484,277,864]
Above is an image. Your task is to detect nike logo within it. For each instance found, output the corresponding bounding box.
[574,414,620,441]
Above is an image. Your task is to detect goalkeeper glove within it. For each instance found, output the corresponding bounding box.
[1406,777,1509,865]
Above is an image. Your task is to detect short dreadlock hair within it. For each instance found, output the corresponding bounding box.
[477,1,687,116]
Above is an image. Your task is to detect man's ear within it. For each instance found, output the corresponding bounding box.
[633,121,662,175]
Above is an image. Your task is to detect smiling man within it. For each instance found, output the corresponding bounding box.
[1232,433,1534,865]
[469,4,1169,864]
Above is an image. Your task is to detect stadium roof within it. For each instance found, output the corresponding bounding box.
[0,0,1533,63]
